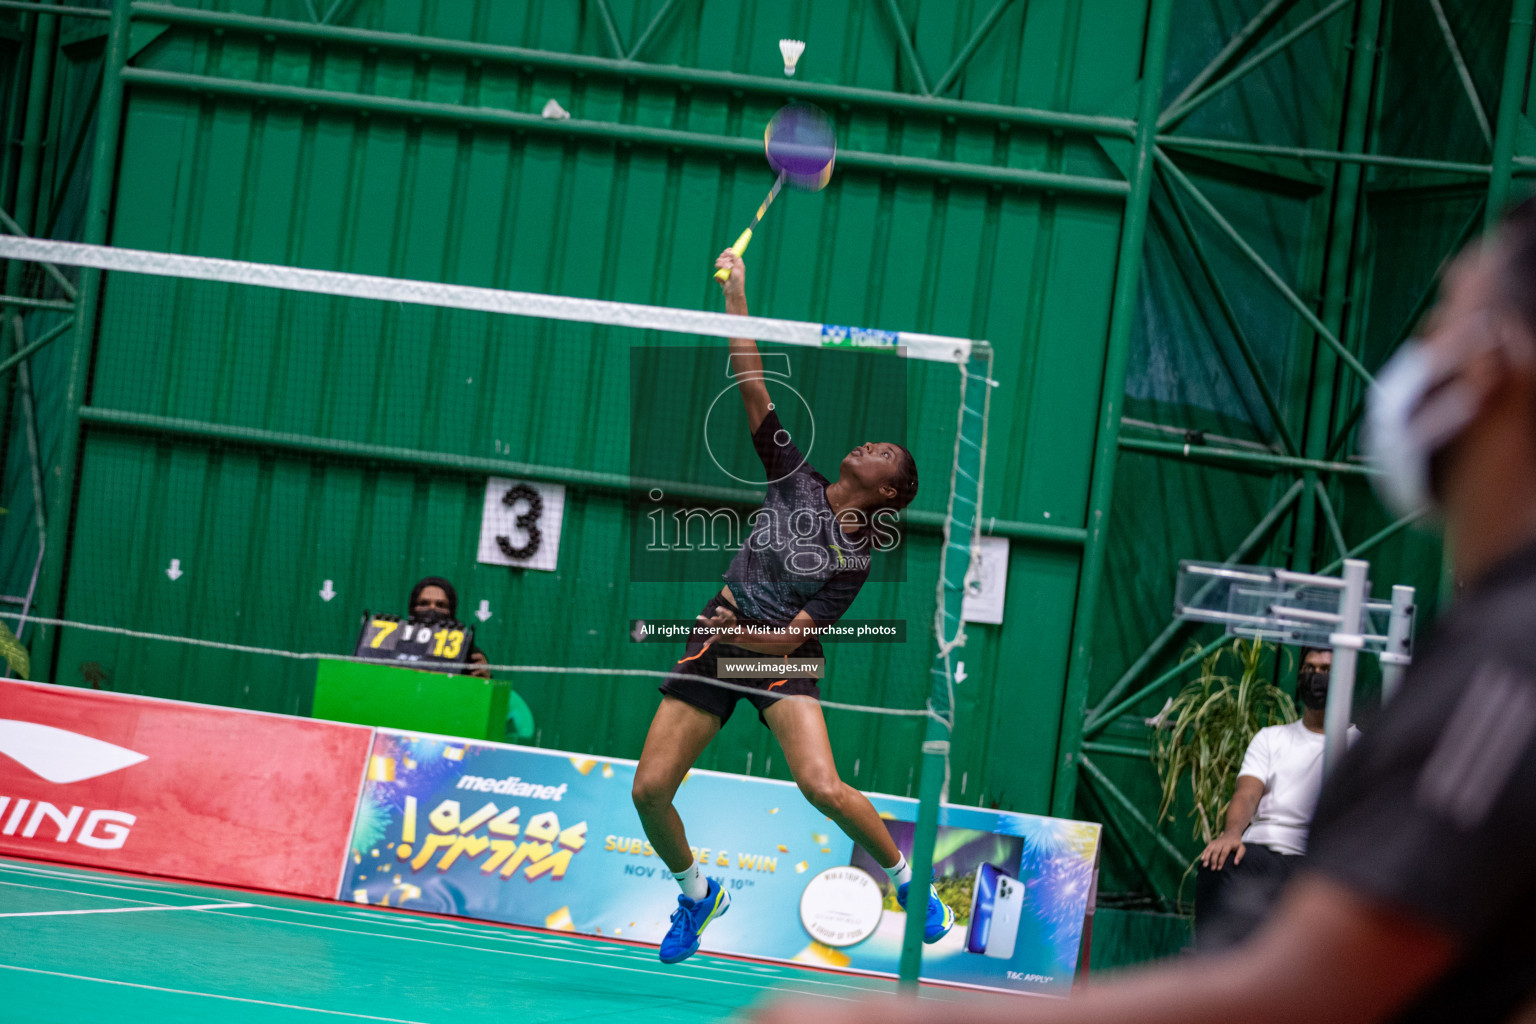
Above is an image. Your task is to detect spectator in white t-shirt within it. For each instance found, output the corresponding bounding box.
[1193,647,1358,949]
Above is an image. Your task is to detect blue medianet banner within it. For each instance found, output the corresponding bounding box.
[341,730,1100,996]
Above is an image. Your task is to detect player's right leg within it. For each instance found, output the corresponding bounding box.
[763,695,955,944]
[632,695,731,963]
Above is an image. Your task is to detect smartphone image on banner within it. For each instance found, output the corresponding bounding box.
[965,863,1025,960]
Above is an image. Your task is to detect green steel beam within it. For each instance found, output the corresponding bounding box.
[1155,171,1300,455]
[11,318,47,563]
[880,0,931,95]
[1084,633,1228,738]
[591,0,627,60]
[0,0,60,405]
[0,317,70,379]
[1118,436,1371,476]
[1159,0,1352,130]
[73,406,1070,545]
[983,518,1087,545]
[1318,512,1423,576]
[1083,479,1305,730]
[1428,0,1493,147]
[299,0,319,24]
[1157,135,1492,177]
[41,64,102,238]
[121,68,1131,198]
[3,0,60,292]
[320,0,355,26]
[1293,0,1383,572]
[1487,0,1536,225]
[1079,776,1172,911]
[625,0,683,62]
[930,0,1019,97]
[0,296,73,313]
[0,209,79,300]
[1158,0,1299,123]
[1325,199,1486,460]
[1313,480,1349,561]
[1078,754,1189,871]
[32,0,130,684]
[1155,149,1374,385]
[1050,0,1175,819]
[129,4,1134,139]
[0,0,108,17]
[1081,741,1153,759]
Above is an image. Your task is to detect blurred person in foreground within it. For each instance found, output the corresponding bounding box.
[753,195,1536,1024]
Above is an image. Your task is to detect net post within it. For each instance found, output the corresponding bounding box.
[1380,584,1415,702]
[898,344,990,991]
[1323,558,1369,777]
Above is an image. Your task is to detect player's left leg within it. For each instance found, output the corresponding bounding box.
[762,695,954,943]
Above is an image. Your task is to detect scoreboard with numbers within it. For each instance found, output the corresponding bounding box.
[353,612,474,667]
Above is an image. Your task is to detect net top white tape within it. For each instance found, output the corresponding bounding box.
[0,237,980,364]
[0,612,942,723]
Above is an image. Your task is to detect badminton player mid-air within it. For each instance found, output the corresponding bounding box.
[630,249,954,965]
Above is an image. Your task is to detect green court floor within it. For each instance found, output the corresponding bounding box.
[0,856,971,1022]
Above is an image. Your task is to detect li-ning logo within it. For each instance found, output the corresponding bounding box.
[0,720,145,850]
[0,719,148,783]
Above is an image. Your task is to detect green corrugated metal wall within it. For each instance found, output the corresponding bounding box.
[26,0,1153,813]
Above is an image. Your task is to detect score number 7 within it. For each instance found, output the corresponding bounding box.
[368,619,399,649]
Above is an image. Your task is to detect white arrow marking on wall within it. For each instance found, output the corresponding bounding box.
[165,559,183,581]
[475,600,492,622]
[319,580,337,602]
[955,661,967,684]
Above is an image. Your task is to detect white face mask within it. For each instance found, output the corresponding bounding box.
[1364,340,1485,519]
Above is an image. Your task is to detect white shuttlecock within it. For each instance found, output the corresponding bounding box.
[779,38,805,77]
[541,98,570,120]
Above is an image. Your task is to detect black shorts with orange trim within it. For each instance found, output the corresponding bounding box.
[660,592,823,727]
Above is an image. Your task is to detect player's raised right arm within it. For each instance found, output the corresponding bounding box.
[715,249,771,434]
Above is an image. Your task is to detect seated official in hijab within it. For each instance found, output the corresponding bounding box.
[408,576,492,680]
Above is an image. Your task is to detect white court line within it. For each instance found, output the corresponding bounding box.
[0,861,898,998]
[0,861,965,1003]
[0,877,169,904]
[0,964,432,1022]
[0,863,855,1002]
[0,901,251,918]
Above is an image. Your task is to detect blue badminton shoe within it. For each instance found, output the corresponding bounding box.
[896,880,955,944]
[659,878,731,964]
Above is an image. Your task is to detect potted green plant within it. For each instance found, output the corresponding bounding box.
[1150,637,1297,844]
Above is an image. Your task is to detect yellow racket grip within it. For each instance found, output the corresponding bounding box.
[712,228,755,282]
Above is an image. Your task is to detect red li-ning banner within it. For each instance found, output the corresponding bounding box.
[0,678,373,898]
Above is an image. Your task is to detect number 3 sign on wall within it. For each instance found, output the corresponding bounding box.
[477,478,565,572]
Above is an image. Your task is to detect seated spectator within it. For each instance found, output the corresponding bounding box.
[408,576,491,680]
[1194,647,1356,949]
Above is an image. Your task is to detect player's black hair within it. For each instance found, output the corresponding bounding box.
[1498,193,1536,336]
[1299,645,1331,663]
[409,576,458,618]
[883,444,919,511]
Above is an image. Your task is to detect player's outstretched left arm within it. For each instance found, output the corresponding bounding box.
[714,249,772,434]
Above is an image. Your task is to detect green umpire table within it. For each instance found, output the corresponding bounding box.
[312,660,528,742]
